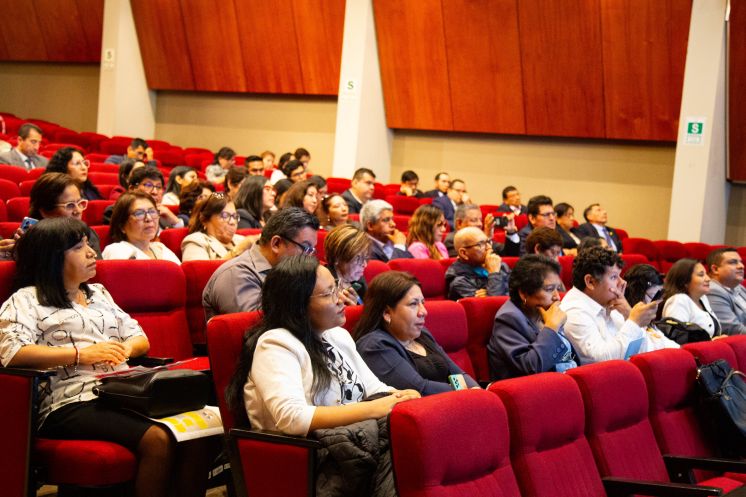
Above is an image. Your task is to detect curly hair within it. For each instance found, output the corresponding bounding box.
[572,246,623,290]
[508,255,561,306]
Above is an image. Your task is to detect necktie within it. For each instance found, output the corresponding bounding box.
[603,228,615,250]
[25,158,33,171]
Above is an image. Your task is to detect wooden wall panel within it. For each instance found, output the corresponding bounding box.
[601,0,691,141]
[373,0,453,130]
[0,21,9,60]
[179,0,246,92]
[292,0,346,95]
[518,0,605,137]
[729,0,746,182]
[34,0,92,62]
[75,0,104,61]
[234,0,304,94]
[0,0,48,61]
[441,0,525,134]
[130,0,195,90]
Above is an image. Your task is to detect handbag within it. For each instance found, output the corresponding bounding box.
[651,317,710,345]
[93,368,211,418]
[696,359,746,457]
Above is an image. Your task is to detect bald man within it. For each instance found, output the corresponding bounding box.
[445,227,510,300]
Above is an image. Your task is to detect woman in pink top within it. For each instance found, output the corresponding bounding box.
[406,204,448,260]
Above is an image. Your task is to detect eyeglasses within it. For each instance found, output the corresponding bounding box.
[311,283,341,303]
[436,220,448,228]
[350,255,369,266]
[139,181,164,192]
[130,208,159,220]
[463,239,490,249]
[69,159,90,168]
[279,234,316,255]
[537,211,557,218]
[55,198,88,211]
[218,211,240,222]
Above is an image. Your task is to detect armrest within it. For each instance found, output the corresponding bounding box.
[0,367,55,379]
[230,428,321,449]
[664,454,746,483]
[602,476,722,497]
[127,356,174,367]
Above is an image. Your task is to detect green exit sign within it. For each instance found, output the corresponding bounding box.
[685,117,705,145]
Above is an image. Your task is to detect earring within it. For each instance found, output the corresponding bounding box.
[384,317,390,324]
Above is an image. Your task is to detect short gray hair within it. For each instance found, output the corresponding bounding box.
[360,199,393,229]
[455,203,480,223]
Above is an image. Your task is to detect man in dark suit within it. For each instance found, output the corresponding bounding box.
[360,199,412,262]
[0,123,48,170]
[423,171,450,198]
[496,185,527,216]
[432,178,468,229]
[503,195,556,257]
[341,167,376,214]
[574,203,623,253]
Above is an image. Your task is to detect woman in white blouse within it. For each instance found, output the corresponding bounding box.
[103,191,181,263]
[181,193,253,261]
[662,258,722,338]
[227,255,420,436]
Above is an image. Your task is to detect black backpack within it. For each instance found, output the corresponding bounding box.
[697,359,746,458]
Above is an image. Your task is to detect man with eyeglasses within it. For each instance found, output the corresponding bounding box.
[0,123,48,170]
[706,247,746,335]
[103,167,183,229]
[574,203,623,253]
[432,178,469,229]
[445,227,510,300]
[360,200,413,262]
[503,195,557,257]
[202,207,320,319]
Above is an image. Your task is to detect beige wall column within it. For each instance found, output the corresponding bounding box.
[331,0,393,182]
[668,0,729,243]
[96,0,155,138]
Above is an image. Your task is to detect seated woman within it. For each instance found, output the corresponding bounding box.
[205,146,236,184]
[354,271,478,395]
[103,192,181,263]
[624,263,664,306]
[45,146,103,200]
[662,258,722,338]
[487,255,578,381]
[110,158,145,201]
[281,179,319,215]
[225,166,248,200]
[181,193,253,261]
[29,172,102,258]
[177,180,215,226]
[555,202,581,255]
[161,166,198,206]
[234,175,275,229]
[227,255,419,436]
[324,225,371,305]
[307,175,328,200]
[407,204,448,260]
[318,194,349,231]
[0,217,212,497]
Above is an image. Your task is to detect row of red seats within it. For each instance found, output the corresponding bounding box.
[626,238,744,269]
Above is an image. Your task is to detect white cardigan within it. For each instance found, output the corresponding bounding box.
[102,241,181,264]
[243,327,392,436]
[662,293,721,337]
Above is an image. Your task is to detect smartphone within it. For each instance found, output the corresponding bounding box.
[19,217,38,233]
[650,289,663,302]
[448,374,467,391]
[493,215,510,229]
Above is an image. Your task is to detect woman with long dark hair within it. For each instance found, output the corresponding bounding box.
[234,175,275,229]
[407,204,448,260]
[662,258,721,338]
[45,146,102,200]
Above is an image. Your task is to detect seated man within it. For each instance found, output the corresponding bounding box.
[432,178,468,229]
[202,207,319,319]
[246,155,265,176]
[503,195,555,257]
[103,167,183,229]
[0,123,48,170]
[423,172,450,198]
[444,204,502,257]
[397,170,425,198]
[496,185,527,216]
[706,247,746,335]
[342,167,376,214]
[560,246,661,364]
[361,199,412,262]
[574,203,623,252]
[445,227,509,300]
[525,227,566,290]
[104,137,157,167]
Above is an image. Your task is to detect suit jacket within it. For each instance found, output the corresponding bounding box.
[574,222,623,253]
[368,237,413,262]
[432,195,456,229]
[706,280,746,335]
[341,189,363,214]
[558,226,580,250]
[423,189,446,199]
[496,203,527,216]
[0,149,48,169]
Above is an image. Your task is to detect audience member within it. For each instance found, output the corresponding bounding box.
[45,147,102,200]
[398,170,425,198]
[577,236,607,253]
[277,159,306,185]
[444,204,503,257]
[273,179,293,207]
[355,271,478,395]
[0,217,212,497]
[407,204,448,260]
[281,180,318,215]
[504,195,555,256]
[245,155,265,176]
[269,153,296,184]
[662,258,721,338]
[202,207,319,319]
[104,167,183,230]
[445,227,509,300]
[525,227,563,261]
[706,247,746,335]
[260,150,275,171]
[177,180,215,226]
[307,175,328,199]
[623,264,664,306]
[103,192,180,264]
[181,193,253,261]
[104,137,156,167]
[205,147,236,184]
[488,255,577,380]
[111,158,145,201]
[325,225,371,305]
[432,178,468,229]
[423,172,450,199]
[341,167,376,214]
[162,166,198,206]
[319,194,349,231]
[0,123,48,169]
[294,147,311,167]
[555,202,581,254]
[496,186,527,216]
[225,166,249,199]
[575,203,623,252]
[361,200,412,262]
[234,176,275,229]
[560,246,669,364]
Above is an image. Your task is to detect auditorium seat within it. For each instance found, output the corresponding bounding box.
[86,152,110,162]
[363,259,389,284]
[685,242,716,263]
[392,214,411,233]
[620,253,649,275]
[325,177,351,194]
[19,179,35,196]
[438,257,456,273]
[82,200,114,226]
[159,227,189,260]
[0,199,7,222]
[390,389,521,497]
[315,229,327,263]
[157,149,185,168]
[616,228,629,240]
[654,240,688,273]
[27,168,45,180]
[54,130,92,150]
[79,132,109,153]
[382,183,400,198]
[89,162,120,174]
[459,296,509,382]
[388,258,446,299]
[385,195,420,215]
[423,300,475,377]
[182,260,225,346]
[342,304,364,336]
[88,172,119,185]
[98,137,131,156]
[502,256,519,269]
[0,164,29,184]
[0,178,21,201]
[683,340,739,369]
[624,238,660,271]
[89,225,111,250]
[6,197,29,222]
[479,204,501,221]
[185,153,212,168]
[0,260,15,301]
[558,254,574,290]
[0,221,17,239]
[724,335,746,368]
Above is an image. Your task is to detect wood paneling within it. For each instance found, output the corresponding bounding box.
[373,0,453,130]
[131,0,195,90]
[441,0,525,134]
[729,0,746,182]
[601,0,691,141]
[0,0,48,61]
[179,0,246,92]
[75,0,104,61]
[292,0,346,95]
[518,0,605,137]
[34,0,91,62]
[234,0,303,94]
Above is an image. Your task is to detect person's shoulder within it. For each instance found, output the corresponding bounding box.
[707,280,729,297]
[182,231,208,244]
[256,328,305,353]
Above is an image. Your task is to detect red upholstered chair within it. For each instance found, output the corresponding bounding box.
[88,172,119,185]
[558,255,574,290]
[342,304,364,336]
[0,178,21,200]
[89,225,111,250]
[423,300,475,377]
[185,153,213,168]
[459,296,509,382]
[98,137,131,156]
[616,228,629,241]
[363,259,389,284]
[624,238,661,271]
[82,200,114,226]
[27,168,45,180]
[438,257,456,273]
[724,335,746,368]
[685,242,715,263]
[392,214,411,233]
[388,258,446,300]
[385,195,420,215]
[479,204,501,221]
[654,240,688,274]
[315,230,327,264]
[382,184,400,198]
[502,256,519,269]
[389,390,521,497]
[19,179,35,196]
[88,162,120,174]
[79,132,109,153]
[683,340,739,369]
[7,197,30,222]
[157,149,185,168]
[0,164,29,183]
[326,177,351,194]
[86,153,110,162]
[54,131,92,150]
[182,260,225,346]
[620,253,649,276]
[0,199,7,222]
[146,140,173,151]
[159,227,189,260]
[97,184,117,199]
[0,221,18,239]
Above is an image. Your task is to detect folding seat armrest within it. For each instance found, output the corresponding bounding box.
[602,476,722,497]
[664,455,746,483]
[127,356,174,367]
[230,428,321,449]
[0,366,56,379]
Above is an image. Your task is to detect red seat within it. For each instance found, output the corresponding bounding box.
[342,304,364,336]
[19,179,35,196]
[6,197,30,222]
[390,390,521,497]
[620,253,649,276]
[724,335,746,368]
[98,138,131,156]
[382,184,400,198]
[88,172,119,185]
[388,258,446,300]
[0,260,16,301]
[79,132,109,153]
[438,257,456,273]
[683,340,739,369]
[89,162,120,174]
[315,230,327,264]
[624,238,661,271]
[654,240,688,273]
[363,259,389,284]
[479,204,501,221]
[185,153,212,168]
[392,214,410,233]
[685,242,716,263]
[423,300,475,377]
[27,168,45,180]
[0,199,7,222]
[325,177,351,194]
[157,149,185,168]
[54,131,92,150]
[385,195,420,215]
[89,224,111,250]
[0,164,29,184]
[86,152,110,162]
[558,254,574,290]
[82,200,114,226]
[0,221,18,239]
[502,256,519,269]
[459,296,509,382]
[0,178,21,201]
[616,228,629,240]
[159,227,189,260]
[182,260,225,346]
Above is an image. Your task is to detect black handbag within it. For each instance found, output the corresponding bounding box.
[652,317,710,345]
[696,359,746,457]
[93,368,211,418]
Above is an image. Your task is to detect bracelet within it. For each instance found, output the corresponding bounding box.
[67,346,79,373]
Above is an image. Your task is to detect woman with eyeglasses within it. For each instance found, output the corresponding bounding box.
[318,194,349,231]
[102,192,180,263]
[280,180,319,216]
[162,166,198,206]
[233,175,275,229]
[181,193,254,261]
[354,271,479,395]
[324,225,371,306]
[624,264,664,306]
[406,204,448,260]
[487,255,579,380]
[227,255,420,436]
[45,146,103,200]
[28,172,102,258]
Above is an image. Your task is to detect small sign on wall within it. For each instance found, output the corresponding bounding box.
[684,116,706,145]
[102,49,115,70]
[340,78,359,99]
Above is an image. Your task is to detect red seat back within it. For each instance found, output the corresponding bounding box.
[724,335,746,369]
[315,230,327,264]
[363,259,389,284]
[683,340,739,369]
[326,177,351,194]
[0,178,21,201]
[159,227,189,261]
[182,260,225,345]
[392,215,411,233]
[423,301,475,377]
[557,255,574,290]
[624,238,660,271]
[388,258,446,300]
[88,172,119,185]
[157,150,185,168]
[459,296,509,382]
[0,164,29,184]
[385,195,420,215]
[98,138,130,155]
[82,200,114,226]
[6,197,30,222]
[654,240,688,273]
[89,225,111,251]
[0,199,7,222]
[0,221,17,239]
[0,261,16,302]
[19,180,35,196]
[620,253,649,276]
[342,304,365,336]
[684,242,715,263]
